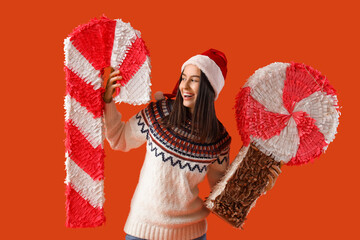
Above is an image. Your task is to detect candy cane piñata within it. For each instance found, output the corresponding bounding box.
[206,62,340,228]
[64,16,151,227]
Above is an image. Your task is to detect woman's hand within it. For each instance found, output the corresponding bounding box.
[103,69,123,103]
[264,161,283,192]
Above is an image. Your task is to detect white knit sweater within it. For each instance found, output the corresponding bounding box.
[104,99,231,240]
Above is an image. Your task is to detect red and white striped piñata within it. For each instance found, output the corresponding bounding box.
[64,16,151,228]
[235,62,340,165]
[206,62,340,228]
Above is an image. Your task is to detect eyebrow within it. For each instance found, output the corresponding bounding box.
[182,73,200,78]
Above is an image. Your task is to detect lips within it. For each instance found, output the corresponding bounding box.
[183,93,194,100]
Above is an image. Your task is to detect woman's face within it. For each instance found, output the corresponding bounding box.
[179,64,201,114]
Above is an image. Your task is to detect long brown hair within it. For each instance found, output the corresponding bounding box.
[162,70,221,143]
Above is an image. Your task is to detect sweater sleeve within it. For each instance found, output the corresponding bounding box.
[207,145,230,191]
[104,101,147,152]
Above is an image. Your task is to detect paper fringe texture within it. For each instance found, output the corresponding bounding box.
[206,144,281,229]
[205,62,341,230]
[235,62,340,165]
[64,16,151,227]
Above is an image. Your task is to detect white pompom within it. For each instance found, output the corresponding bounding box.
[154,91,165,101]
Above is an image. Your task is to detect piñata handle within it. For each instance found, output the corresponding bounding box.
[205,144,281,228]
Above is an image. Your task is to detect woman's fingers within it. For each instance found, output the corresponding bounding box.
[108,83,122,94]
[271,165,282,176]
[269,167,280,179]
[104,70,121,86]
[103,83,122,103]
[264,162,284,192]
[265,174,274,191]
[105,75,122,91]
[109,69,120,78]
[109,76,123,86]
[265,166,282,192]
[103,69,122,103]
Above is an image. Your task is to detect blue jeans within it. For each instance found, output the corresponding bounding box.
[125,233,207,240]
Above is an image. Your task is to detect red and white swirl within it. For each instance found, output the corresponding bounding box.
[235,62,340,166]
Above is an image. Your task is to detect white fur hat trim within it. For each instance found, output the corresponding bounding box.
[181,55,224,100]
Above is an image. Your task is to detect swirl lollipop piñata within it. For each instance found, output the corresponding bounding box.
[205,62,340,228]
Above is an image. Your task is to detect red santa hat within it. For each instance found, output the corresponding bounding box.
[155,49,228,101]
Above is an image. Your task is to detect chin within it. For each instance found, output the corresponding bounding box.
[183,102,195,109]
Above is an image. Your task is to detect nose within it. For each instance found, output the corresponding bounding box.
[183,79,190,89]
[185,80,189,88]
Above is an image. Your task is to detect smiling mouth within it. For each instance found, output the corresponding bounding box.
[183,93,194,100]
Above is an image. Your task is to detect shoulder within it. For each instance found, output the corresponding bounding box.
[142,99,174,125]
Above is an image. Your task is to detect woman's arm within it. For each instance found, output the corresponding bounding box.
[103,69,147,151]
[207,148,230,191]
[104,101,147,152]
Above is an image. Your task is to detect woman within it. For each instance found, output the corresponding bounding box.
[103,49,279,240]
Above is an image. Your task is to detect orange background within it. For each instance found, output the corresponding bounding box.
[1,0,359,239]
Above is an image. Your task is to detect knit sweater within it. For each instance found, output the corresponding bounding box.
[104,99,231,240]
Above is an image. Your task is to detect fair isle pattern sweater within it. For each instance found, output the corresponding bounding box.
[104,99,231,240]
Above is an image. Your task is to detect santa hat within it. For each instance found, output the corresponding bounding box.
[155,49,227,101]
